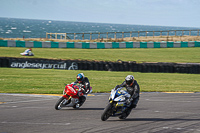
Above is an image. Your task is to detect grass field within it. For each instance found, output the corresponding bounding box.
[0,47,200,93]
[0,68,200,94]
[0,47,200,63]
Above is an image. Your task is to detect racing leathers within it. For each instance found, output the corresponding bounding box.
[115,80,140,109]
[73,77,90,106]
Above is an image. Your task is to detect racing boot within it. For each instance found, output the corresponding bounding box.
[119,109,130,119]
[78,96,86,107]
[119,106,132,119]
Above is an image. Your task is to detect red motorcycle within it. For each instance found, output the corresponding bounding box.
[55,83,92,110]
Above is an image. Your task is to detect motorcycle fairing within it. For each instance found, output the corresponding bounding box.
[65,84,78,96]
[114,95,126,102]
[110,87,131,102]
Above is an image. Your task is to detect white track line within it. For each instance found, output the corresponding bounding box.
[1,121,70,125]
[0,99,53,105]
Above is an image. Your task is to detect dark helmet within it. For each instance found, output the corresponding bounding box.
[125,75,134,86]
[76,73,84,83]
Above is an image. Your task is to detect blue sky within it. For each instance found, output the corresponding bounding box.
[0,0,199,27]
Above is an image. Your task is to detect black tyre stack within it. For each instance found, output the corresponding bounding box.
[0,57,200,74]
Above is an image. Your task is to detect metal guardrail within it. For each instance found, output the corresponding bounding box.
[46,29,200,40]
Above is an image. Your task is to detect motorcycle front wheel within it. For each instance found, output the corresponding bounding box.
[101,103,113,121]
[55,97,69,110]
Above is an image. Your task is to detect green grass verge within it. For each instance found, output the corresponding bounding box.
[0,68,199,94]
[0,47,200,63]
[1,47,200,93]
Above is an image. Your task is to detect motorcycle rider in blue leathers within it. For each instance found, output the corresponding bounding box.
[72,73,90,107]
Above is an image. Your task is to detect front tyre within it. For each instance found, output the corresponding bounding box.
[55,97,66,110]
[101,103,113,121]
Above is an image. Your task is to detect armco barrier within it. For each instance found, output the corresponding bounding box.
[0,40,200,48]
[0,57,200,74]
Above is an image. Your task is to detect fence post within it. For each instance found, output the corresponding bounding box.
[182,30,184,36]
[46,32,48,39]
[175,30,176,36]
[189,30,191,36]
[74,33,76,40]
[122,32,124,39]
[82,33,84,40]
[160,31,162,37]
[90,33,92,40]
[153,31,154,38]
[65,33,67,40]
[130,31,132,38]
[107,32,108,39]
[55,33,57,39]
[115,32,116,39]
[98,32,100,39]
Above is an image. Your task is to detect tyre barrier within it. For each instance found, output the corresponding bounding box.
[0,57,200,74]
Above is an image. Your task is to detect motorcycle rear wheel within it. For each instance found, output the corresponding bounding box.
[55,97,69,110]
[101,103,113,121]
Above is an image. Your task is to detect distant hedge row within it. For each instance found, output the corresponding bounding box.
[0,57,200,74]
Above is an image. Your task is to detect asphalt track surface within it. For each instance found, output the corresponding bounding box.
[0,92,200,133]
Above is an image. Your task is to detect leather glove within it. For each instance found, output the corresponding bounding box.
[115,85,120,90]
[126,98,133,105]
[80,84,84,88]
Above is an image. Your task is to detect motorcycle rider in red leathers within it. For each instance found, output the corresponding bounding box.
[115,75,140,117]
[72,73,90,107]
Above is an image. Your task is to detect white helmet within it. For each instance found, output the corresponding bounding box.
[125,75,134,85]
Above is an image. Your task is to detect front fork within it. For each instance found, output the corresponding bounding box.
[62,95,71,104]
[109,100,118,115]
[109,100,126,115]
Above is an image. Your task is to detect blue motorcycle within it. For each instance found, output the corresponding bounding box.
[101,87,132,121]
